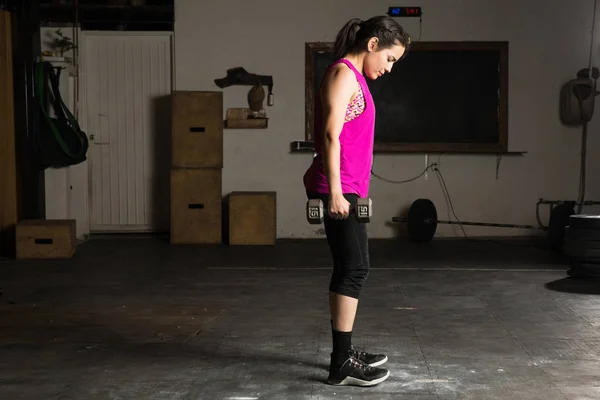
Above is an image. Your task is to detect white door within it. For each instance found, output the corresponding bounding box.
[82,32,172,233]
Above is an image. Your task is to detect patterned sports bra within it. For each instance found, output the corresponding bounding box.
[345,83,366,122]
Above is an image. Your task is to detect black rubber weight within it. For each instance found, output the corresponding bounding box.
[569,215,600,230]
[565,226,600,241]
[564,242,600,259]
[548,204,575,250]
[564,236,600,250]
[568,261,600,279]
[407,198,437,242]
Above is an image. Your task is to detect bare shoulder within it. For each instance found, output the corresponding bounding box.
[325,62,355,84]
[321,63,358,103]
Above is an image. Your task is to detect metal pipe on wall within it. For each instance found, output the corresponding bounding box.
[73,0,79,118]
[5,0,45,221]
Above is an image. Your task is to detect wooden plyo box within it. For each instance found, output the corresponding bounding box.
[171,91,223,168]
[227,191,276,245]
[170,168,222,244]
[16,219,76,259]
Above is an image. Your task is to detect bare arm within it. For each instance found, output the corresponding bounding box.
[320,65,358,197]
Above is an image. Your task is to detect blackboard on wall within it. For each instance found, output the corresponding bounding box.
[305,41,509,153]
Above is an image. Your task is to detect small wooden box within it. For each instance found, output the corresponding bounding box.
[170,168,222,244]
[16,219,76,259]
[228,191,276,245]
[171,91,223,168]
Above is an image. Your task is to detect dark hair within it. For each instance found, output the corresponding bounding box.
[332,16,411,60]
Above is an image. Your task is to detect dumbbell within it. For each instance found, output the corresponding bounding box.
[306,198,372,224]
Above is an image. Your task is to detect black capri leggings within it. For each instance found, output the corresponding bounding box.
[307,192,370,299]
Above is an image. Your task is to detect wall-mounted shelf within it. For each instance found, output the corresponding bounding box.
[225,118,268,129]
[289,141,527,156]
[290,141,315,152]
[44,58,76,77]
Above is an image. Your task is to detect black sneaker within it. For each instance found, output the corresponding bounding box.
[351,345,388,367]
[326,356,390,386]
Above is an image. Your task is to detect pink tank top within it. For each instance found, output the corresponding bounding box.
[303,59,375,198]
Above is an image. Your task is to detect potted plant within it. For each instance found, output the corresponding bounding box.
[52,28,76,60]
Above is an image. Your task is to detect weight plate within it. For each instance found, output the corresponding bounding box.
[407,198,437,242]
[547,203,575,251]
[564,238,600,250]
[567,268,600,279]
[565,226,600,241]
[571,259,600,267]
[564,243,600,259]
[569,215,600,230]
[567,261,600,279]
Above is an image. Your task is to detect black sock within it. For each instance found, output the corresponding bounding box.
[331,320,352,367]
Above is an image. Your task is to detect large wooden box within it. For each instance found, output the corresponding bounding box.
[171,91,223,168]
[227,191,276,245]
[170,168,222,244]
[16,219,76,259]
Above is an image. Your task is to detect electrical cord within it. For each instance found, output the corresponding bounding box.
[588,0,598,74]
[372,154,537,247]
[575,86,588,214]
[371,162,435,184]
[432,165,467,239]
[433,164,537,248]
[434,152,542,247]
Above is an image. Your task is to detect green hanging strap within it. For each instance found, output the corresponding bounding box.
[35,61,87,159]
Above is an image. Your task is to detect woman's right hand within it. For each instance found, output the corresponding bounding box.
[328,194,351,220]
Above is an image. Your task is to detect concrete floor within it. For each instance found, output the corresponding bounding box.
[1,236,600,399]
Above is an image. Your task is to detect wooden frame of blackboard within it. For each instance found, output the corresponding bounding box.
[305,41,509,154]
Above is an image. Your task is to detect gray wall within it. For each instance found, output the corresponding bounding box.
[174,0,600,239]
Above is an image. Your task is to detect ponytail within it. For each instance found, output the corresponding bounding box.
[332,18,362,60]
[331,16,411,60]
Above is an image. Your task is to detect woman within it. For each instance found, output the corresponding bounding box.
[303,16,410,386]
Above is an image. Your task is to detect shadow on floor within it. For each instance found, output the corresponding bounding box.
[545,277,600,295]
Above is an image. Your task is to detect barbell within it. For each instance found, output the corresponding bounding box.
[393,198,575,245]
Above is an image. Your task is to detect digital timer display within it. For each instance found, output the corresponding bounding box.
[387,7,422,17]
